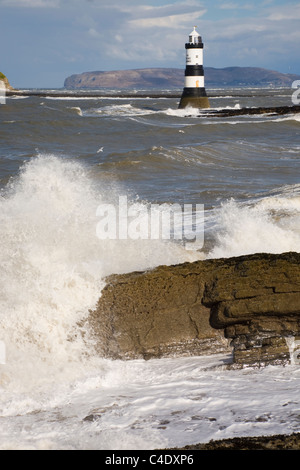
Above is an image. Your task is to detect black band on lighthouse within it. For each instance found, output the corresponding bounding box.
[185,65,204,76]
[185,43,203,49]
[182,87,208,97]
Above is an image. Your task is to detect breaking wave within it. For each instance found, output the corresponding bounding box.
[0,155,199,393]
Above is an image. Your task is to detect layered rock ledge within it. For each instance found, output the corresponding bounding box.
[89,252,300,367]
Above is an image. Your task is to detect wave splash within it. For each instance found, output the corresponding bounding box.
[208,192,300,258]
[0,155,195,393]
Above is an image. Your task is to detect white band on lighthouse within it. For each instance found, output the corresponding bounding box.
[186,49,203,65]
[184,76,205,88]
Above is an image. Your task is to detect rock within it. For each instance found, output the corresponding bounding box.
[209,105,300,117]
[88,260,231,360]
[202,252,300,366]
[171,432,300,450]
[88,252,300,366]
[0,72,14,90]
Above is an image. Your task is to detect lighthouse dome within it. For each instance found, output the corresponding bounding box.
[189,27,201,45]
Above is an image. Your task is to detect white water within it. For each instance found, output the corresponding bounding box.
[0,155,299,450]
[208,193,300,258]
[1,354,299,450]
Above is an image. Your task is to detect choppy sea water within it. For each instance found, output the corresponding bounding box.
[0,87,300,450]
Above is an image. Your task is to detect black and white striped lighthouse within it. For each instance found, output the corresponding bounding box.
[179,26,210,109]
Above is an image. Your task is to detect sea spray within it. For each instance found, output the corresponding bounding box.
[0,155,104,392]
[0,155,199,394]
[207,195,300,258]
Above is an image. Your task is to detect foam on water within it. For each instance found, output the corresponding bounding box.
[85,103,156,118]
[0,354,299,449]
[163,106,202,118]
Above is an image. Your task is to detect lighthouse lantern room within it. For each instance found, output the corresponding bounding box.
[178,27,210,109]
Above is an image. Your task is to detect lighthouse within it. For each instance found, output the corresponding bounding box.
[178,27,210,109]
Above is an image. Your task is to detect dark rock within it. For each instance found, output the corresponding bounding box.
[171,432,300,450]
[88,252,300,366]
[209,105,300,117]
[202,252,300,366]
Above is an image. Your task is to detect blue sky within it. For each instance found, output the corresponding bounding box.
[1,0,300,88]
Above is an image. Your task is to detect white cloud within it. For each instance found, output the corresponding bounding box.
[96,1,207,65]
[267,6,300,21]
[88,28,101,38]
[203,2,300,71]
[0,0,59,6]
[219,2,245,9]
[128,10,206,29]
[118,1,205,22]
[3,0,300,87]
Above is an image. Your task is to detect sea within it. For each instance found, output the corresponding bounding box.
[0,86,300,451]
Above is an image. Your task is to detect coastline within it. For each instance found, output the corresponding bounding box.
[6,89,181,99]
[6,89,300,117]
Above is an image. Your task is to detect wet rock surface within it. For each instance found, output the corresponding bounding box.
[209,105,300,117]
[88,259,231,360]
[172,432,300,450]
[202,252,300,366]
[89,252,300,366]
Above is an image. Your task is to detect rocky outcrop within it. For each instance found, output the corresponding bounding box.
[210,105,300,117]
[88,259,231,360]
[89,252,300,366]
[0,72,14,90]
[202,252,300,366]
[64,67,300,89]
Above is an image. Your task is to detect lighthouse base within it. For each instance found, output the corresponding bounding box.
[178,88,210,109]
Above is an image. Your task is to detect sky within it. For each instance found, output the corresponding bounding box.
[0,0,300,88]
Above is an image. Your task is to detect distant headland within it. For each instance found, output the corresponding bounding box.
[64,66,300,89]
